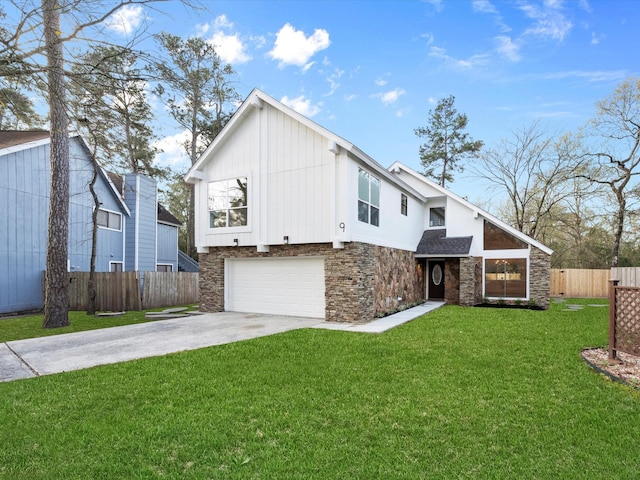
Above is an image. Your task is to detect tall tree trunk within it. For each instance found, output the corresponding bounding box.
[42,0,70,328]
[611,196,626,267]
[87,160,100,315]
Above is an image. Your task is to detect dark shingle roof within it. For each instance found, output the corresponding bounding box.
[416,229,473,256]
[158,203,182,226]
[0,130,49,150]
[106,171,123,194]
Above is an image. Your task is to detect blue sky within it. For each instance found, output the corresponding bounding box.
[103,0,639,201]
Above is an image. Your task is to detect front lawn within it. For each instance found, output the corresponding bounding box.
[1,299,638,479]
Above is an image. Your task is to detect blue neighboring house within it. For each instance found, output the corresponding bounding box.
[0,130,184,314]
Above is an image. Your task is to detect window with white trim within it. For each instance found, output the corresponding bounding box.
[401,194,408,216]
[208,177,248,228]
[97,209,122,231]
[157,264,173,272]
[358,168,380,226]
[429,207,445,227]
[109,261,123,272]
[485,258,527,298]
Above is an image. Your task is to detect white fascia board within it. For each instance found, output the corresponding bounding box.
[99,167,131,216]
[389,161,553,255]
[158,220,181,227]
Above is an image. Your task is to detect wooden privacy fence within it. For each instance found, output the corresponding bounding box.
[142,272,199,310]
[68,272,141,311]
[550,269,611,298]
[608,280,640,359]
[551,267,640,298]
[66,271,199,311]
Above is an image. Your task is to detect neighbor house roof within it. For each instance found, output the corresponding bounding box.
[0,130,50,151]
[416,229,473,257]
[157,203,182,226]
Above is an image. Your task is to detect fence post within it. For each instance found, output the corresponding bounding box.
[608,279,619,360]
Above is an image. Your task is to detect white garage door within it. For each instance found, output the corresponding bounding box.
[225,257,325,318]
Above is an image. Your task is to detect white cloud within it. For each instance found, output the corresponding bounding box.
[269,23,331,68]
[429,46,491,69]
[197,15,251,65]
[281,95,322,117]
[344,93,356,102]
[378,88,406,105]
[534,69,628,83]
[326,68,344,96]
[519,1,573,41]
[421,33,435,46]
[209,31,251,64]
[424,0,444,12]
[472,0,510,33]
[153,130,191,172]
[375,78,388,87]
[105,5,144,36]
[495,35,521,62]
[472,0,498,14]
[591,32,605,45]
[214,14,233,29]
[196,23,210,36]
[251,35,267,49]
[302,61,316,73]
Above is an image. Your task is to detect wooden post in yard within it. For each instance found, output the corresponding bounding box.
[608,279,619,361]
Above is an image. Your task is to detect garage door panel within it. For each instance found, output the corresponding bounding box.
[226,257,325,318]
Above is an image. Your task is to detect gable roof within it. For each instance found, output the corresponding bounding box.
[389,162,553,255]
[184,89,426,202]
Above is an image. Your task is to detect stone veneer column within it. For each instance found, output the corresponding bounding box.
[444,259,460,305]
[198,251,225,312]
[325,242,375,323]
[459,256,482,306]
[529,246,551,309]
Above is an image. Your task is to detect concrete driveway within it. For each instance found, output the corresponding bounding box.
[1,312,320,382]
[0,302,443,383]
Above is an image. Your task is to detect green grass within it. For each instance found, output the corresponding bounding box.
[0,307,197,343]
[2,298,638,479]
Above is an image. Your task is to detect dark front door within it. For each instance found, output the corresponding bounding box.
[428,260,445,300]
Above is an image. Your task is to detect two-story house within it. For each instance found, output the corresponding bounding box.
[185,89,552,323]
[0,131,182,314]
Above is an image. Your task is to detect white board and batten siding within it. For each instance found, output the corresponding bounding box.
[225,257,325,318]
[197,102,334,248]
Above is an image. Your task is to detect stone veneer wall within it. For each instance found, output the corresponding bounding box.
[444,259,460,305]
[529,245,551,309]
[459,256,483,306]
[373,246,425,315]
[198,242,423,324]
